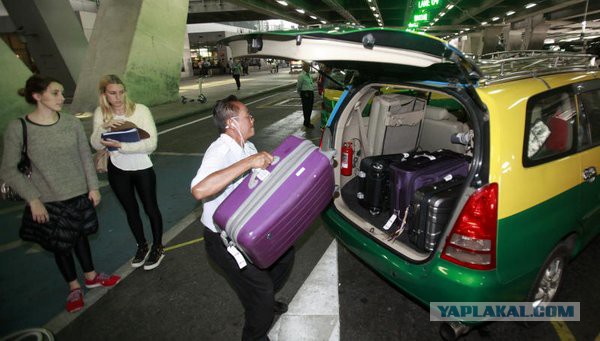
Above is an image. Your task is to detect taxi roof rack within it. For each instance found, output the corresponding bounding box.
[474,50,598,85]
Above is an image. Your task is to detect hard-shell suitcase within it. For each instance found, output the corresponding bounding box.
[357,153,411,215]
[389,150,468,216]
[408,177,465,251]
[213,135,334,269]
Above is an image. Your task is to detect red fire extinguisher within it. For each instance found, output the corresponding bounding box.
[341,141,353,176]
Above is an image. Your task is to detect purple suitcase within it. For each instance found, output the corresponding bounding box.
[389,150,468,216]
[213,135,334,269]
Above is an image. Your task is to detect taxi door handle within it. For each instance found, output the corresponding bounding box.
[583,167,596,183]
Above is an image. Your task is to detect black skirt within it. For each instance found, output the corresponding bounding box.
[19,194,99,253]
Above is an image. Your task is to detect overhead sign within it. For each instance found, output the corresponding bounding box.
[417,0,441,9]
[414,13,429,22]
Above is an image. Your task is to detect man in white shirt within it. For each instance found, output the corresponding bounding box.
[190,95,294,341]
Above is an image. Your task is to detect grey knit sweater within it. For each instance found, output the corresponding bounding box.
[0,113,99,203]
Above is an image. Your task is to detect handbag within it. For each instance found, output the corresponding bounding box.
[19,194,99,252]
[94,149,108,173]
[0,118,32,201]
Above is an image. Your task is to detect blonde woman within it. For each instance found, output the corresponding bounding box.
[90,75,165,270]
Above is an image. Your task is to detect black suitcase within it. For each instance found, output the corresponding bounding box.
[408,176,465,251]
[357,153,411,215]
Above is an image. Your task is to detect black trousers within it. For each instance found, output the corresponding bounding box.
[300,90,314,125]
[54,235,94,283]
[233,74,241,89]
[108,160,163,246]
[204,227,295,341]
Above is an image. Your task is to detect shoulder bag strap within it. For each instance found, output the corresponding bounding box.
[19,118,27,154]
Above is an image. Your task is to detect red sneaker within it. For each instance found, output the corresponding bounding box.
[66,288,84,313]
[84,273,121,289]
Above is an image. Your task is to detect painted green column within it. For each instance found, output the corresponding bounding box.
[71,0,189,113]
[0,39,32,138]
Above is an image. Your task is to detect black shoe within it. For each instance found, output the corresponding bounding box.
[304,123,315,129]
[273,301,288,315]
[143,245,165,271]
[131,243,149,268]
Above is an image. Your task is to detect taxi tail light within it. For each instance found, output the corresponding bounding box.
[441,183,498,270]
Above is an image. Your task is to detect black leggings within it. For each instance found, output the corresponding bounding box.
[108,160,163,246]
[54,235,94,283]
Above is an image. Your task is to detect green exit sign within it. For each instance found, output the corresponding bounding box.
[414,13,429,22]
[417,0,441,9]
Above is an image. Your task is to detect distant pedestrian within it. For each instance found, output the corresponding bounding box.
[232,60,242,90]
[297,62,315,129]
[90,74,165,271]
[242,59,249,76]
[0,74,120,313]
[228,58,234,74]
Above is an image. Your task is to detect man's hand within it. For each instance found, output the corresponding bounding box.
[248,151,274,169]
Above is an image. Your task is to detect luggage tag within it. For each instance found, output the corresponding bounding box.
[220,231,247,269]
[227,245,248,269]
[248,156,280,189]
[382,213,398,231]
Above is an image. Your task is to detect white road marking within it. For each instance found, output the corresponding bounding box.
[269,240,339,341]
[158,91,291,136]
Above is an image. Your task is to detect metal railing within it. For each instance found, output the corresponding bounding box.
[474,50,598,84]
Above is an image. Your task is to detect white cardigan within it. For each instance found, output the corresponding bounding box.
[90,103,158,171]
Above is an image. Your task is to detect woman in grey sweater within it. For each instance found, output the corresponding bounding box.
[0,75,120,313]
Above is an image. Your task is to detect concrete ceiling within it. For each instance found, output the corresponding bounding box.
[188,0,600,43]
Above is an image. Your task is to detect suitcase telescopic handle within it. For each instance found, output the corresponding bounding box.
[248,156,281,189]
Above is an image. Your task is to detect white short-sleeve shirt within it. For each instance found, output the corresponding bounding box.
[190,134,257,232]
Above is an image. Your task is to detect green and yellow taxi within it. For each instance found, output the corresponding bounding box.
[222,28,600,334]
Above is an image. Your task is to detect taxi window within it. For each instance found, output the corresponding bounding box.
[579,89,600,146]
[524,89,577,166]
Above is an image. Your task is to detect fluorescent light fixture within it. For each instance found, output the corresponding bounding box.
[309,15,317,19]
[440,12,446,17]
[506,10,515,16]
[465,28,470,31]
[447,4,454,10]
[481,21,488,25]
[276,0,288,6]
[320,20,327,24]
[371,6,376,11]
[374,13,379,17]
[296,8,305,14]
[334,27,340,30]
[525,3,536,9]
[491,16,500,21]
[460,30,464,33]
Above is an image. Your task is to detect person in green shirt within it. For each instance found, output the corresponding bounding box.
[296,62,315,129]
[232,59,243,90]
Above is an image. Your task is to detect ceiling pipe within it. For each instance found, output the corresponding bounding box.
[321,0,361,25]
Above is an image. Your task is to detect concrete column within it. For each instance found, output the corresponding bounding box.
[503,27,523,51]
[523,22,549,50]
[465,32,483,56]
[0,39,32,136]
[2,0,88,98]
[71,0,189,113]
[481,26,504,55]
[181,26,193,78]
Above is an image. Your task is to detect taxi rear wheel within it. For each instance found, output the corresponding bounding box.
[522,243,570,327]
